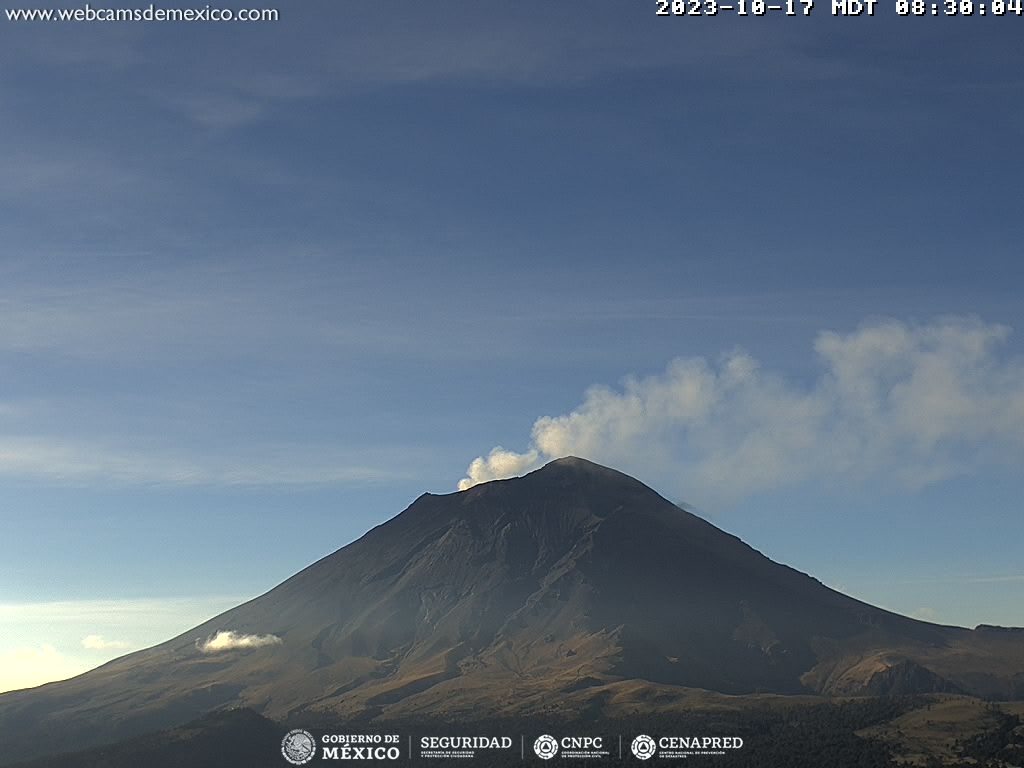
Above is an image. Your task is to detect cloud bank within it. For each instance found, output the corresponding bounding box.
[459,317,1024,503]
[0,645,88,694]
[0,597,255,692]
[196,630,282,653]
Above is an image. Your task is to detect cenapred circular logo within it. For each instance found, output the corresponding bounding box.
[631,734,657,760]
[534,734,559,760]
[281,729,316,765]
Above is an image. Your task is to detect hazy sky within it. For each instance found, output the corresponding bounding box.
[2,1,1023,692]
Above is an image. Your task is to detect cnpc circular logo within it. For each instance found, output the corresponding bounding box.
[534,734,559,760]
[281,729,317,765]
[631,734,657,760]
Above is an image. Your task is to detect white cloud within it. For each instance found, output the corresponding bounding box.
[81,634,130,651]
[0,596,247,624]
[459,317,1024,503]
[196,630,282,653]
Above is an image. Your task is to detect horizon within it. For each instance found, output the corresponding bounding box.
[3,0,1023,695]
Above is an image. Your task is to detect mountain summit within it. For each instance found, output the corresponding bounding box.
[1,458,1021,763]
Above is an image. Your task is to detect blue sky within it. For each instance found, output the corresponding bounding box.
[2,2,1023,691]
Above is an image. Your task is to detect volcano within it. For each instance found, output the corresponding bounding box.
[1,457,1022,764]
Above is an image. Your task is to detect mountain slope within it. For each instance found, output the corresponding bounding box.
[1,458,1021,764]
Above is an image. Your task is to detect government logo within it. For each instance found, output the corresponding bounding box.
[533,734,559,760]
[631,734,657,760]
[282,729,317,765]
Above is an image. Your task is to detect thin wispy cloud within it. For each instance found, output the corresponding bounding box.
[0,276,291,358]
[460,317,1024,504]
[0,436,403,488]
[0,597,248,625]
[0,267,575,363]
[0,265,431,489]
[893,574,1024,585]
[81,635,130,651]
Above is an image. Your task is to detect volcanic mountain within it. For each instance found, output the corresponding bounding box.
[1,458,1022,764]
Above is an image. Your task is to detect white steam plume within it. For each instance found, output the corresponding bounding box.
[458,317,1024,502]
